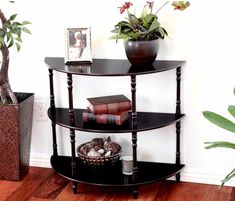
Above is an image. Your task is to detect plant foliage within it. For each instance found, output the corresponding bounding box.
[0,13,31,52]
[0,0,31,104]
[111,1,190,42]
[203,88,235,187]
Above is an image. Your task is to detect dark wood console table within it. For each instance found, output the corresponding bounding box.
[45,57,186,199]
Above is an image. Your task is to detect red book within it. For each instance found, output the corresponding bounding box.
[87,94,132,114]
[82,111,129,125]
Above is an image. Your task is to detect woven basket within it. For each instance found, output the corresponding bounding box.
[77,139,121,168]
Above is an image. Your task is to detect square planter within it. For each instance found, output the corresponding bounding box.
[0,92,34,181]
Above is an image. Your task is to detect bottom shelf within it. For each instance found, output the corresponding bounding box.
[51,155,185,186]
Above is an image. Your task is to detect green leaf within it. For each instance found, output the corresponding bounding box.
[162,27,168,36]
[117,21,135,30]
[204,141,235,149]
[0,29,4,37]
[12,22,21,26]
[21,21,31,25]
[203,111,235,133]
[16,27,22,37]
[7,38,14,48]
[111,21,136,41]
[158,27,166,38]
[128,14,140,27]
[110,33,132,41]
[0,37,4,46]
[233,88,235,96]
[228,105,235,118]
[3,22,11,30]
[142,14,153,28]
[15,42,21,51]
[10,14,17,21]
[121,25,133,34]
[6,32,12,42]
[141,6,148,18]
[148,17,160,33]
[15,37,22,43]
[221,168,235,187]
[145,14,155,24]
[22,27,31,34]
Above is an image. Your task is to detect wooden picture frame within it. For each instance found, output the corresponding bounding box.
[65,27,92,64]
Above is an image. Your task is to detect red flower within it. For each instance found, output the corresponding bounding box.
[118,1,133,14]
[146,1,153,9]
[172,1,190,11]
[124,1,133,9]
[173,5,181,10]
[118,6,126,14]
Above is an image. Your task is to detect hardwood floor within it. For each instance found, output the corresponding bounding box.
[0,167,234,201]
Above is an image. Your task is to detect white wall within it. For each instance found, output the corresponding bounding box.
[4,0,235,186]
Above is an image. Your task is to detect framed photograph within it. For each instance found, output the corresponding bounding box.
[65,27,92,64]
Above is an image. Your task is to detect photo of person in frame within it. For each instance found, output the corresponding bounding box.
[69,30,87,58]
[66,27,92,64]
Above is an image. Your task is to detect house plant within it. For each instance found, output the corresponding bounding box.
[111,0,190,66]
[0,0,33,181]
[203,88,235,187]
[0,0,31,104]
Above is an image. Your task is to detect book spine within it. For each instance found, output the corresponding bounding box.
[82,112,129,125]
[90,101,132,114]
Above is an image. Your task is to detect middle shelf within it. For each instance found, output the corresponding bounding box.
[48,108,185,133]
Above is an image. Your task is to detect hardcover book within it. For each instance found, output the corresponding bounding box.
[82,111,129,125]
[87,94,132,114]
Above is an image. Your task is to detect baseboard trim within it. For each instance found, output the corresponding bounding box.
[29,153,51,168]
[29,154,235,187]
[181,169,235,187]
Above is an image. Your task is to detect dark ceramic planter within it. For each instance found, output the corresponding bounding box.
[0,92,34,181]
[124,39,159,66]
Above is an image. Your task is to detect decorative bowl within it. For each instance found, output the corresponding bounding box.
[77,137,121,168]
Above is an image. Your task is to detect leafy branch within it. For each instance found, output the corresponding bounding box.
[203,88,235,186]
[0,0,31,104]
[0,13,31,51]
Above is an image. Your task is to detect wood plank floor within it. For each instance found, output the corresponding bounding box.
[0,167,234,201]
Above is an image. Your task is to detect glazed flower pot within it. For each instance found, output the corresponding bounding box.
[124,39,159,66]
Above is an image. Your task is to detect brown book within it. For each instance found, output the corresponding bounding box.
[87,94,132,114]
[82,111,129,125]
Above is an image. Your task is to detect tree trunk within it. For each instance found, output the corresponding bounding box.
[0,8,17,104]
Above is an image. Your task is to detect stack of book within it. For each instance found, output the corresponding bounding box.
[82,94,132,125]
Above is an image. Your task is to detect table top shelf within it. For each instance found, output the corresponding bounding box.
[45,57,185,76]
[51,155,185,187]
[48,108,185,133]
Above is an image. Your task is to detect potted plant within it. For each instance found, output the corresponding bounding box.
[0,0,33,181]
[203,88,235,187]
[111,1,190,66]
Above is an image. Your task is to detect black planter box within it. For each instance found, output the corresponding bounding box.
[0,93,34,180]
